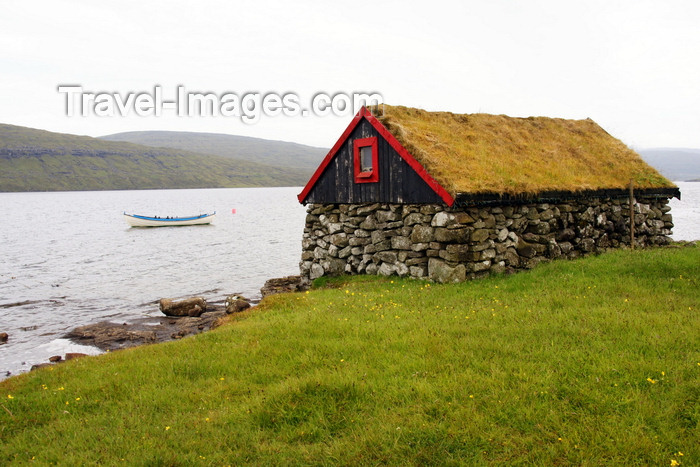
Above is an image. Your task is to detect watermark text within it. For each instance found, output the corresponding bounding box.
[57,86,382,124]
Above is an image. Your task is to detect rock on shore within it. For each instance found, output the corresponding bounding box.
[66,310,228,351]
[260,275,306,297]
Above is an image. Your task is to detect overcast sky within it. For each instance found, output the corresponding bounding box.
[1,0,699,149]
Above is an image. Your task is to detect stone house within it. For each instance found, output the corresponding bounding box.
[297,105,679,283]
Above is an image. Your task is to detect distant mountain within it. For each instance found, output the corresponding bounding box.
[638,148,700,182]
[100,131,328,170]
[0,124,314,192]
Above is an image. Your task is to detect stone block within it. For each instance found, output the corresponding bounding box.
[374,251,398,264]
[349,236,370,246]
[580,238,596,252]
[359,216,378,230]
[471,229,490,243]
[328,245,339,257]
[310,263,324,280]
[480,249,496,260]
[411,224,435,243]
[409,266,427,278]
[301,251,314,261]
[516,242,537,258]
[356,203,381,215]
[420,205,442,215]
[428,258,467,283]
[406,257,429,266]
[473,260,491,272]
[432,211,454,227]
[374,240,392,252]
[376,210,400,222]
[472,240,494,252]
[329,233,349,247]
[371,230,385,244]
[338,246,352,258]
[328,223,344,234]
[503,248,520,267]
[391,236,412,250]
[404,212,424,226]
[453,212,476,224]
[378,262,397,276]
[435,228,471,243]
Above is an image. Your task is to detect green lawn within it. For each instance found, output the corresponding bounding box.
[1,246,698,465]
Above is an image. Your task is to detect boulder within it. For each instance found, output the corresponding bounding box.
[65,352,88,361]
[0,332,8,343]
[260,275,305,297]
[159,297,207,317]
[225,295,251,314]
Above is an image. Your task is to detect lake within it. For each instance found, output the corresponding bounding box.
[1,183,698,379]
[0,187,307,378]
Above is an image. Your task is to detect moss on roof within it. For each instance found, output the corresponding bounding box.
[376,105,674,196]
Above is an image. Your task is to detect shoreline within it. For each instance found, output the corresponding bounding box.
[11,276,305,376]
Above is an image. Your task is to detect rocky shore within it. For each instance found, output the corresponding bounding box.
[26,276,305,371]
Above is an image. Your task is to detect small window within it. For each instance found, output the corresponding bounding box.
[360,146,373,172]
[353,137,379,183]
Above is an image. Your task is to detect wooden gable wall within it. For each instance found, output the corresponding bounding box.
[302,118,445,204]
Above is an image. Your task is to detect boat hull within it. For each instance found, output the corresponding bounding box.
[124,213,216,227]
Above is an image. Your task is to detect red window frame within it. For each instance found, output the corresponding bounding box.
[353,137,379,183]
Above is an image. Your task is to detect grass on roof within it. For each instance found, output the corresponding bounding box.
[377,105,675,196]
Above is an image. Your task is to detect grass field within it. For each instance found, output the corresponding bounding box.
[1,246,698,465]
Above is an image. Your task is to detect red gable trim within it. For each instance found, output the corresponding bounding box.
[297,107,455,206]
[297,109,364,203]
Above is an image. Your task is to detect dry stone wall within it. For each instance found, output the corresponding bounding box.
[299,197,674,284]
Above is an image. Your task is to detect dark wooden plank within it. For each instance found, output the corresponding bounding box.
[305,117,445,205]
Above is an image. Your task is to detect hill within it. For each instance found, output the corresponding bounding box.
[0,124,313,192]
[100,130,328,170]
[638,147,700,182]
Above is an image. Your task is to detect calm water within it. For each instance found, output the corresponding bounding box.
[669,182,700,241]
[1,183,698,379]
[0,187,307,378]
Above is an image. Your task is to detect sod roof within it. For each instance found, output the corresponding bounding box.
[376,105,674,197]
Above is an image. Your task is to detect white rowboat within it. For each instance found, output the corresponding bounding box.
[123,212,216,227]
